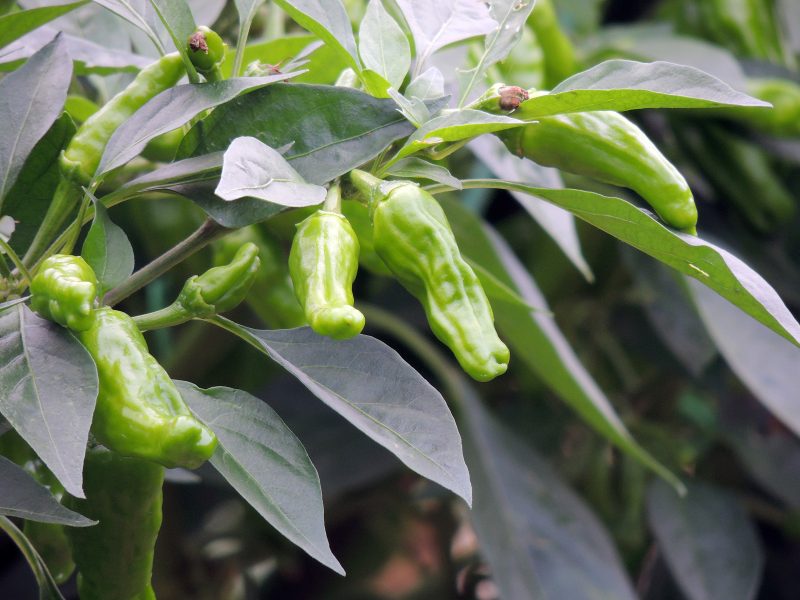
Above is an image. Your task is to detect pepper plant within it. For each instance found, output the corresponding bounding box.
[0,0,799,598]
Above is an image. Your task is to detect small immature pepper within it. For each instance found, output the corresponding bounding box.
[289,185,365,340]
[188,26,226,76]
[350,171,510,382]
[30,254,98,331]
[77,307,217,469]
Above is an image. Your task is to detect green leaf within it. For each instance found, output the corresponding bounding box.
[459,385,637,600]
[0,457,94,526]
[148,0,196,74]
[0,1,88,50]
[0,516,66,600]
[687,278,800,439]
[176,381,344,575]
[441,180,800,348]
[358,0,411,90]
[97,72,296,177]
[0,35,72,208]
[93,0,165,53]
[440,198,682,489]
[0,307,98,498]
[81,199,135,295]
[205,318,472,504]
[647,480,764,600]
[182,84,445,185]
[385,157,462,189]
[516,60,769,120]
[215,137,327,206]
[232,0,267,76]
[273,0,360,71]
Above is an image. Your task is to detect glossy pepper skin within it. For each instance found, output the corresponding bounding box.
[500,111,698,233]
[60,53,185,185]
[77,308,217,469]
[30,254,98,331]
[65,446,163,600]
[289,211,365,339]
[351,171,510,382]
[213,227,306,329]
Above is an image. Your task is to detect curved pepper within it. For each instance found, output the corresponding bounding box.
[30,254,98,331]
[351,171,510,382]
[181,242,261,315]
[65,446,164,600]
[77,307,217,469]
[213,227,307,329]
[289,207,365,340]
[499,110,698,233]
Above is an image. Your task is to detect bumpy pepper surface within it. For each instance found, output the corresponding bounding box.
[60,53,185,185]
[213,227,307,329]
[351,171,510,382]
[289,210,365,339]
[500,110,698,233]
[77,307,217,469]
[30,254,98,331]
[65,446,164,600]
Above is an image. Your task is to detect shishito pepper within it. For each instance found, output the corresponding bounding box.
[350,170,510,382]
[499,110,698,233]
[289,186,365,340]
[29,254,98,331]
[65,446,164,600]
[77,307,217,469]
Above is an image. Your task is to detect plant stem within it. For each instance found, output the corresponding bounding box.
[104,218,229,306]
[323,183,342,213]
[133,303,191,331]
[23,177,82,268]
[0,237,32,288]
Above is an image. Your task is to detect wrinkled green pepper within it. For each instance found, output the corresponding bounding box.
[77,307,217,469]
[289,201,365,340]
[213,227,307,329]
[351,171,510,382]
[500,110,698,233]
[66,446,164,600]
[30,254,98,331]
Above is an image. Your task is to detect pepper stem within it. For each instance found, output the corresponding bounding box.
[322,183,342,213]
[132,303,192,332]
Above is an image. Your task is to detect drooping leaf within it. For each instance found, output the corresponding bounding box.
[205,318,472,504]
[0,34,71,206]
[459,384,637,600]
[0,1,88,50]
[385,157,462,189]
[81,199,135,295]
[647,479,764,600]
[97,72,297,177]
[358,0,411,90]
[516,60,769,120]
[0,306,97,498]
[0,457,94,526]
[176,382,344,575]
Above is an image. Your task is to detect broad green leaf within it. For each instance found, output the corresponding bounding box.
[205,318,472,504]
[4,113,75,255]
[0,516,66,600]
[441,198,681,489]
[385,157,462,189]
[0,457,94,526]
[435,180,800,348]
[0,35,71,207]
[176,382,344,575]
[0,1,88,49]
[215,137,327,206]
[458,0,536,106]
[81,199,135,295]
[406,67,444,100]
[273,0,360,71]
[91,0,165,54]
[459,385,637,600]
[0,307,98,498]
[516,60,769,120]
[358,0,410,90]
[97,72,296,177]
[687,278,800,439]
[647,480,764,600]
[395,0,496,76]
[148,0,196,72]
[468,135,592,281]
[0,26,150,74]
[387,109,525,165]
[182,84,447,185]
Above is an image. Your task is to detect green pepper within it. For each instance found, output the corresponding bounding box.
[736,78,800,137]
[65,446,164,600]
[213,227,307,329]
[351,171,510,382]
[141,127,185,163]
[529,0,579,87]
[188,26,226,81]
[289,186,365,339]
[341,200,392,276]
[29,254,98,331]
[500,110,698,233]
[77,307,217,469]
